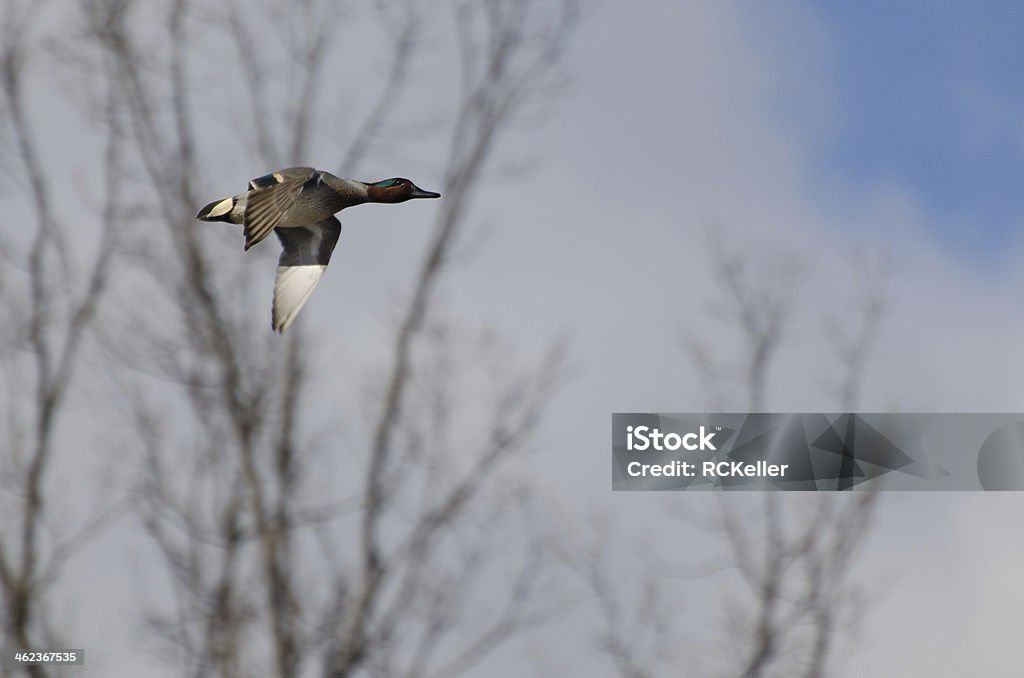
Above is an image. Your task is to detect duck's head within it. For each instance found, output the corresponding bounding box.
[365,178,441,204]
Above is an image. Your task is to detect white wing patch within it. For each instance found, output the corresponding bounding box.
[206,197,235,218]
[272,264,327,333]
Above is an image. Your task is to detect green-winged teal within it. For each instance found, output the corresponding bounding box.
[197,167,440,333]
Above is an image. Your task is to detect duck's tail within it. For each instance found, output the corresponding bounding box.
[196,194,245,224]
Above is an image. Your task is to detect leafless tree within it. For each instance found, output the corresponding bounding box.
[691,234,881,678]
[1,1,884,676]
[0,2,126,675]
[581,232,883,678]
[55,0,581,677]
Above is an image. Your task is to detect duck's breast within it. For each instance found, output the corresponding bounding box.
[277,179,352,227]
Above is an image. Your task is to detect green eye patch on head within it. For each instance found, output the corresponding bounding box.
[374,178,404,188]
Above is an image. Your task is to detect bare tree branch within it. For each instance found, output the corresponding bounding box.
[825,250,893,411]
[0,1,124,673]
[677,231,882,678]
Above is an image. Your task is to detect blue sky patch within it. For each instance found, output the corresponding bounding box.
[816,2,1024,256]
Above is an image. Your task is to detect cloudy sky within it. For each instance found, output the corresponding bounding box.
[465,2,1024,674]
[15,1,1024,676]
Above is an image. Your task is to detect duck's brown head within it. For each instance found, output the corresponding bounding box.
[365,178,441,203]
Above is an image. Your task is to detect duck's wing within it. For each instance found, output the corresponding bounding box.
[248,167,317,191]
[243,167,318,251]
[271,216,342,334]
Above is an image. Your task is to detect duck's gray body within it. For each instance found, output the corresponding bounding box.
[196,166,440,333]
[198,167,369,249]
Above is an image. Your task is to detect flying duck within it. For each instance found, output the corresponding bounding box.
[196,167,440,333]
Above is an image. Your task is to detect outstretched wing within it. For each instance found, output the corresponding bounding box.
[271,217,342,333]
[243,167,318,251]
[248,166,317,191]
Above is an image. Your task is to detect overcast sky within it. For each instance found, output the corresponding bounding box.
[18,1,1024,676]
[442,3,1024,674]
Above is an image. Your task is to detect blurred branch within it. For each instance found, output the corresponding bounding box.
[285,0,338,163]
[224,0,280,165]
[68,2,584,678]
[87,1,313,674]
[578,523,669,678]
[709,230,800,412]
[824,250,892,411]
[0,0,123,672]
[718,492,877,678]
[339,0,420,176]
[329,2,579,675]
[678,229,883,678]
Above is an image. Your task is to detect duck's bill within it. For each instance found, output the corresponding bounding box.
[411,187,441,199]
